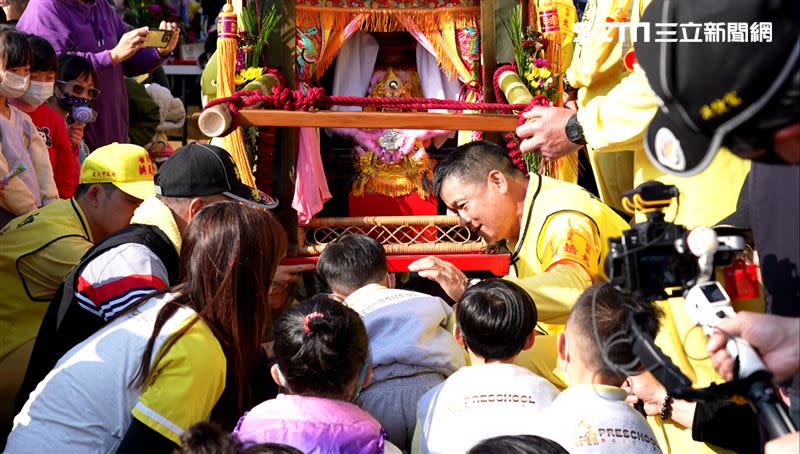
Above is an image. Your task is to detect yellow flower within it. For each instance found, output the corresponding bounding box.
[524,67,536,82]
[539,68,551,79]
[235,67,264,86]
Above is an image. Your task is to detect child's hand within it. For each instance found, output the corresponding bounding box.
[68,123,85,147]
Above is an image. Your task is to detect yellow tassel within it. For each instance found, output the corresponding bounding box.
[217,2,256,188]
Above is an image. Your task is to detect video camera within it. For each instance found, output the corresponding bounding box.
[605,181,743,301]
[604,181,796,440]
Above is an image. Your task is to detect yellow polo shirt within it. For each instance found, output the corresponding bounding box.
[0,198,93,360]
[570,0,750,228]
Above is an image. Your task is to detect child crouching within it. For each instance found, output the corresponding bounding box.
[414,279,559,453]
[531,284,663,453]
[317,233,466,450]
[233,295,401,454]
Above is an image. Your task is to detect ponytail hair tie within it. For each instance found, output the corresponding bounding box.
[303,312,324,334]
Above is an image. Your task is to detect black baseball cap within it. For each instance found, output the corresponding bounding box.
[640,0,799,176]
[155,143,278,209]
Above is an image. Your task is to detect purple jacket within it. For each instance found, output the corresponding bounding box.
[18,0,164,150]
[234,394,388,454]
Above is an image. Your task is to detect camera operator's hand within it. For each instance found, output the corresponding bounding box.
[408,256,469,302]
[765,432,799,454]
[706,312,800,383]
[624,372,695,428]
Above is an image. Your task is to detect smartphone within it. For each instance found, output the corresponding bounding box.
[143,29,173,48]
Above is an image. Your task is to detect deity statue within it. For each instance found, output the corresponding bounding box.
[340,66,445,199]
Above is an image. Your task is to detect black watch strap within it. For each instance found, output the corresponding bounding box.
[565,113,587,145]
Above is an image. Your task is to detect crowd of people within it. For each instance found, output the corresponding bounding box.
[0,0,798,452]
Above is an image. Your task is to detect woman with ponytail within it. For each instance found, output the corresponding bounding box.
[8,201,287,453]
[233,294,401,454]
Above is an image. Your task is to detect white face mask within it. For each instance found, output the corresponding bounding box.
[19,80,54,107]
[0,71,30,99]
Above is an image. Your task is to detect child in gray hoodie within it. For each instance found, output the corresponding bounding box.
[317,233,466,451]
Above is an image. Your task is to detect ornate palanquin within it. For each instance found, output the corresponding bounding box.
[200,0,577,274]
[293,0,482,97]
[285,0,494,269]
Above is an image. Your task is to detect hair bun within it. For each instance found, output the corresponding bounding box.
[303,311,335,336]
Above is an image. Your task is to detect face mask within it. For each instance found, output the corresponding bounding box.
[19,80,54,107]
[0,71,30,99]
[351,361,369,403]
[57,92,91,112]
[555,356,571,387]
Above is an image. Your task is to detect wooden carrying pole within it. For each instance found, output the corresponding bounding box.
[197,108,519,133]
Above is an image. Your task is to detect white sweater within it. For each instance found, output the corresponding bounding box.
[531,384,663,453]
[415,363,560,453]
[344,284,465,382]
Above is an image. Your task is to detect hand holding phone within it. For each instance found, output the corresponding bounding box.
[143,29,174,48]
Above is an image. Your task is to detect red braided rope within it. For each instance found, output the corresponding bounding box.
[493,63,516,106]
[205,86,531,116]
[490,65,556,173]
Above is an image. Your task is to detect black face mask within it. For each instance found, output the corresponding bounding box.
[57,93,91,112]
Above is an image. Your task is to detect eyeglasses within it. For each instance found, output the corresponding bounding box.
[56,80,101,99]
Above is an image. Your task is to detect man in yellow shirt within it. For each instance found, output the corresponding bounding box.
[515,0,750,229]
[409,140,630,384]
[0,143,155,439]
[513,1,751,452]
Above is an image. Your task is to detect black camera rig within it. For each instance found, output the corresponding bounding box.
[604,181,796,440]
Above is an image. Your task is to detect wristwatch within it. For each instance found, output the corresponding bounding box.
[565,113,587,145]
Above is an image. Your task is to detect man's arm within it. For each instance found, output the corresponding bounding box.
[408,213,601,324]
[516,66,659,160]
[17,236,92,301]
[576,65,659,154]
[504,263,592,325]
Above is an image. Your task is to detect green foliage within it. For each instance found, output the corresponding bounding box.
[502,5,528,87]
[240,2,280,68]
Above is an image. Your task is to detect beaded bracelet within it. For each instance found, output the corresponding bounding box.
[660,394,674,421]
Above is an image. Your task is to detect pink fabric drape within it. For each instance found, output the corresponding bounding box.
[292,128,331,224]
[292,15,366,224]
